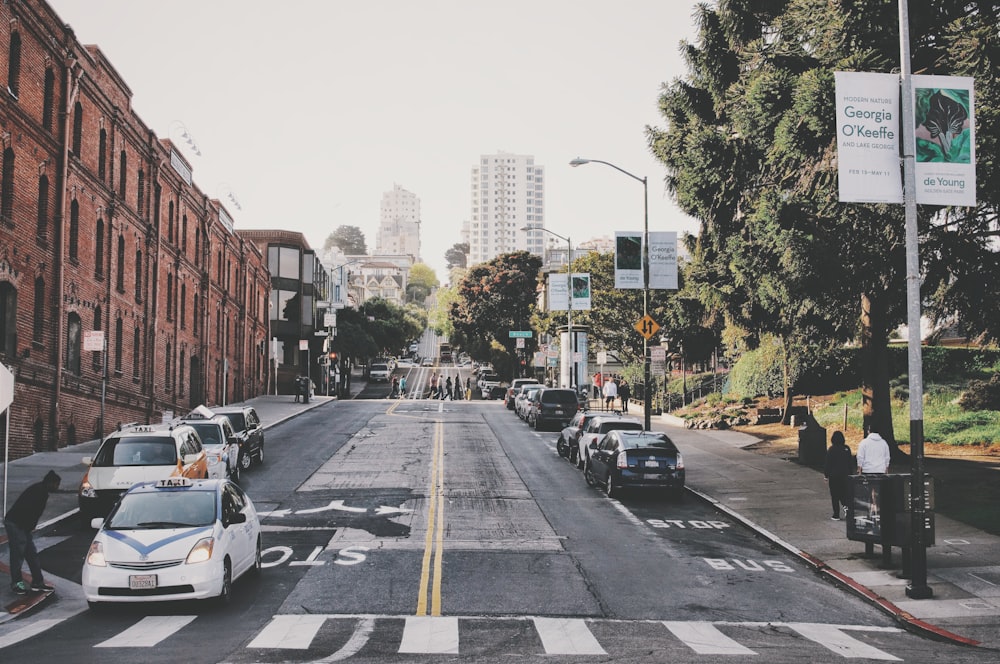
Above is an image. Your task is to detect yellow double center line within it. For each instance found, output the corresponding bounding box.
[416,420,446,615]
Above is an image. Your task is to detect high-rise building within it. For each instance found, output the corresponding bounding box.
[376,184,421,260]
[469,152,545,265]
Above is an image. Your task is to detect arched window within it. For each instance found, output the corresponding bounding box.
[182,214,187,252]
[180,283,187,328]
[0,282,17,355]
[132,326,140,380]
[66,312,81,376]
[98,129,107,181]
[193,293,200,335]
[95,217,104,278]
[166,272,173,321]
[179,349,186,397]
[153,182,161,227]
[137,169,144,212]
[7,31,21,98]
[114,317,123,373]
[72,102,83,156]
[118,150,127,199]
[168,201,175,243]
[33,277,44,345]
[36,175,49,238]
[69,199,79,260]
[134,248,143,300]
[1,147,15,223]
[42,69,55,131]
[115,235,125,292]
[166,341,172,390]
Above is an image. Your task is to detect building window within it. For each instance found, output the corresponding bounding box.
[166,273,173,321]
[181,215,187,253]
[32,277,44,345]
[118,150,127,199]
[193,293,200,335]
[168,201,174,243]
[69,200,79,260]
[0,282,15,355]
[132,326,140,381]
[66,312,81,376]
[165,342,172,390]
[95,218,104,278]
[137,169,144,212]
[72,102,82,156]
[7,31,21,98]
[92,306,102,371]
[153,183,161,228]
[180,283,187,328]
[134,249,142,301]
[115,235,125,292]
[179,350,185,396]
[36,175,49,238]
[1,147,14,224]
[114,317,123,374]
[98,129,107,181]
[42,69,55,131]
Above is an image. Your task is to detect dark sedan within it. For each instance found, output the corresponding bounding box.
[584,430,685,500]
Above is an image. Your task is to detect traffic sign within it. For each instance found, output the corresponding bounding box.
[634,315,661,340]
[509,330,533,338]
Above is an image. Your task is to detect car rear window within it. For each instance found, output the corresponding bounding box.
[218,412,246,431]
[372,364,389,372]
[598,421,643,433]
[622,433,677,450]
[541,389,578,405]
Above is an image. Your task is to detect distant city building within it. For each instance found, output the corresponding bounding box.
[376,184,421,260]
[470,152,545,265]
[333,254,414,307]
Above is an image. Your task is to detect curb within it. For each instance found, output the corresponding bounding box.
[686,486,984,648]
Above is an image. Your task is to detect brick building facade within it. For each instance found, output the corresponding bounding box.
[0,0,270,460]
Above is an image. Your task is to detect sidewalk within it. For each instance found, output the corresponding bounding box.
[668,420,1000,651]
[0,373,365,618]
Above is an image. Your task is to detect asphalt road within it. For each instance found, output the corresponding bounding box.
[2,398,993,662]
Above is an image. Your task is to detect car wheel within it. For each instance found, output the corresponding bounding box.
[584,462,597,487]
[533,417,543,431]
[569,447,578,465]
[240,450,253,472]
[217,559,233,606]
[576,451,585,470]
[556,437,568,458]
[250,537,262,577]
[256,443,265,465]
[606,473,619,498]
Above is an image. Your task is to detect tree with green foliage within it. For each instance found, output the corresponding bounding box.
[323,225,368,255]
[445,243,469,270]
[406,263,439,304]
[649,0,999,446]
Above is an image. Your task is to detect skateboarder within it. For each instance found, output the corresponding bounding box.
[4,470,60,594]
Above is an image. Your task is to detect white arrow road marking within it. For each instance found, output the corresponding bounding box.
[297,500,367,514]
[374,506,413,515]
[257,508,293,518]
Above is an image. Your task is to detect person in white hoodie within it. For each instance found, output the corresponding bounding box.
[856,429,891,474]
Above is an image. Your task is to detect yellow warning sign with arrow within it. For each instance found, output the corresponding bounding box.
[634,314,660,340]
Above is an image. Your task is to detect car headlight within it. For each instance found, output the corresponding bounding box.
[185,537,215,564]
[79,475,96,499]
[86,540,107,567]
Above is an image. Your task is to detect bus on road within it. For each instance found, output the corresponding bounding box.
[438,342,452,362]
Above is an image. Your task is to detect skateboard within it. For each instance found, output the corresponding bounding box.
[5,587,55,617]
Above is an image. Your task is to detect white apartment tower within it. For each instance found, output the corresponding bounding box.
[470,152,545,265]
[376,184,421,260]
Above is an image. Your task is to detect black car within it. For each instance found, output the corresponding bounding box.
[585,430,685,499]
[213,405,264,472]
[530,388,580,431]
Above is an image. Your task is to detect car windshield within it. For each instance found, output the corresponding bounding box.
[94,438,177,467]
[622,434,677,450]
[107,490,217,529]
[186,422,222,447]
[219,412,246,431]
[372,364,389,372]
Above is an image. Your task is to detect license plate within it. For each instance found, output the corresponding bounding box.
[553,409,564,414]
[644,460,659,468]
[129,574,157,590]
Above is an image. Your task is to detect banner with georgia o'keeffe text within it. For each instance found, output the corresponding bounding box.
[648,231,678,290]
[835,71,902,203]
[614,231,643,289]
[912,75,975,207]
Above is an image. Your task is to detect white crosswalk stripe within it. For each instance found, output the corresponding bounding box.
[532,617,606,655]
[94,615,197,648]
[248,614,328,649]
[398,616,459,654]
[664,621,756,655]
[788,623,903,661]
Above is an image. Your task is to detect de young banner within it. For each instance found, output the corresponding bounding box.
[615,231,678,290]
[834,71,903,203]
[835,71,976,207]
[547,273,591,311]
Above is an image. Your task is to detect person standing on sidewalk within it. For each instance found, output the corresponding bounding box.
[618,380,631,414]
[824,431,854,520]
[857,429,891,474]
[4,470,61,594]
[602,376,618,412]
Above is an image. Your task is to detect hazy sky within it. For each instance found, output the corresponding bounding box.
[48,0,704,280]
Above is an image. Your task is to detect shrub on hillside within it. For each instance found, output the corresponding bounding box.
[958,374,1000,411]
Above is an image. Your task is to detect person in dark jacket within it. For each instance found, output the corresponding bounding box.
[823,432,854,520]
[4,470,61,594]
[618,380,631,413]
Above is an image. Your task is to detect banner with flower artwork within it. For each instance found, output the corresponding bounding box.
[912,75,975,207]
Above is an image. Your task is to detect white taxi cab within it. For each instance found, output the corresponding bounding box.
[82,477,261,608]
[78,423,209,520]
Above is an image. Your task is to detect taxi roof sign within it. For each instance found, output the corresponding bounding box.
[156,477,193,488]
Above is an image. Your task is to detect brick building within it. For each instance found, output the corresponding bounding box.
[0,0,270,460]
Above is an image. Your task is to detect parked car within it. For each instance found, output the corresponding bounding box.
[180,405,242,482]
[477,372,501,397]
[506,378,540,409]
[584,430,685,499]
[421,357,435,367]
[515,385,542,420]
[557,410,603,462]
[213,405,265,472]
[575,414,644,469]
[369,363,391,382]
[82,477,261,607]
[78,423,208,520]
[529,387,580,431]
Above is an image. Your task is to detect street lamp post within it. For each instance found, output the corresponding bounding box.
[570,157,651,430]
[522,225,573,389]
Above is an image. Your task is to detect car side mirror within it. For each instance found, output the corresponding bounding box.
[82,456,92,465]
[90,517,104,530]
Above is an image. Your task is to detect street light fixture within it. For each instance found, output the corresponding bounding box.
[570,157,651,430]
[521,224,573,389]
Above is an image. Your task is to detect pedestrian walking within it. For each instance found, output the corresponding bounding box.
[618,380,631,413]
[857,429,891,474]
[445,376,453,400]
[399,375,407,397]
[602,377,618,412]
[824,431,854,520]
[429,373,438,399]
[593,372,603,400]
[391,375,400,398]
[466,376,472,400]
[4,470,60,594]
